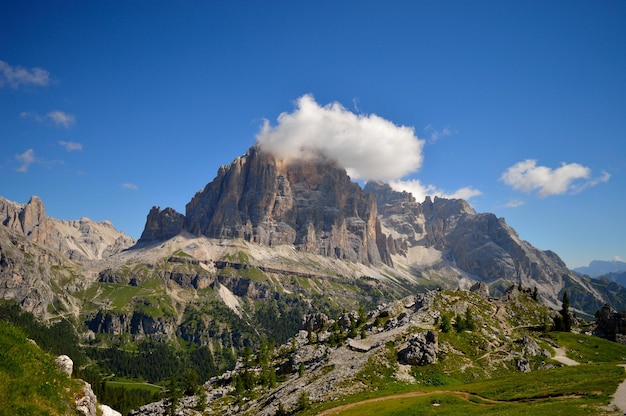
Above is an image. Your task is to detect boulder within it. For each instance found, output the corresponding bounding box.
[55,354,73,376]
[398,330,438,366]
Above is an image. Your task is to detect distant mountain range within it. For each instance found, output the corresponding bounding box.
[574,260,626,278]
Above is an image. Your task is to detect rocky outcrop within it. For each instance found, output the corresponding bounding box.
[302,313,329,332]
[138,206,185,243]
[75,382,98,416]
[86,310,176,337]
[470,281,490,299]
[594,304,626,344]
[398,330,438,365]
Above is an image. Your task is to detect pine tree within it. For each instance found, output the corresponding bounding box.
[560,291,572,332]
[440,314,451,333]
[297,390,310,410]
[464,307,476,331]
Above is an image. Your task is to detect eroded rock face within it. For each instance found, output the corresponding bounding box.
[179,146,391,266]
[86,310,176,337]
[139,206,185,243]
[0,226,73,318]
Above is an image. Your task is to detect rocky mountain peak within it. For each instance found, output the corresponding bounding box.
[20,195,47,235]
[0,195,46,235]
[140,145,391,265]
[139,206,185,243]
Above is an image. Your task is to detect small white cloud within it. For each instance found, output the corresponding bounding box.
[614,256,624,262]
[21,110,75,128]
[0,60,51,88]
[20,111,44,122]
[15,149,37,172]
[504,199,525,208]
[256,94,424,182]
[58,140,82,152]
[122,183,139,190]
[424,124,455,143]
[389,179,482,203]
[46,111,75,128]
[500,159,607,197]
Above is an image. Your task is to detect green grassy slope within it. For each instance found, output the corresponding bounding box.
[0,321,84,416]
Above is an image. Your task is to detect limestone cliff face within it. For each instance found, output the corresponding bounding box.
[182,146,390,265]
[0,196,135,262]
[0,226,82,318]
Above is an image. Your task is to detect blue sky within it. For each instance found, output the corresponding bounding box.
[1,1,624,269]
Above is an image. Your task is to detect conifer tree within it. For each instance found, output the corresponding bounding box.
[560,291,572,332]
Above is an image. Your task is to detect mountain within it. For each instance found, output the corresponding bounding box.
[140,145,389,266]
[136,145,623,316]
[0,195,135,318]
[601,271,626,288]
[0,195,135,262]
[3,144,626,414]
[574,260,626,278]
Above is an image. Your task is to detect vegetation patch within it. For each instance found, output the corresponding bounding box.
[0,322,83,416]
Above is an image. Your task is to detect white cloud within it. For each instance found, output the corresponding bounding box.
[389,179,482,203]
[0,60,51,88]
[58,140,82,151]
[122,183,139,190]
[15,149,37,172]
[21,111,75,128]
[46,111,75,128]
[256,94,424,182]
[424,124,455,143]
[500,159,608,197]
[504,199,525,208]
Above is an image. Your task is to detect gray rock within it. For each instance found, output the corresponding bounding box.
[55,354,73,376]
[470,281,490,299]
[516,358,531,372]
[75,382,98,416]
[398,330,438,366]
[302,313,329,332]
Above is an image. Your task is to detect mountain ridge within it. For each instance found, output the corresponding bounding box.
[574,260,626,278]
[132,145,618,315]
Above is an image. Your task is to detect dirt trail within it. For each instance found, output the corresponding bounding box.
[609,364,626,414]
[552,346,580,366]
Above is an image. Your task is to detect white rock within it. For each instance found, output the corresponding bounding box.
[55,354,73,376]
[99,404,123,416]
